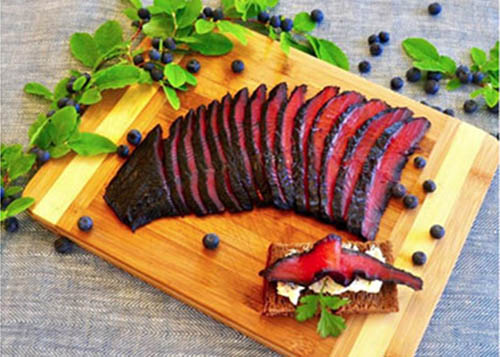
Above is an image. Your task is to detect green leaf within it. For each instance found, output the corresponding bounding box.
[72,76,87,92]
[53,78,70,101]
[47,107,78,145]
[446,78,462,91]
[142,13,175,38]
[68,132,117,156]
[187,33,234,56]
[8,153,36,180]
[413,58,450,73]
[80,87,102,105]
[489,71,499,89]
[138,69,154,84]
[317,308,347,338]
[5,186,23,196]
[164,63,187,88]
[49,144,71,158]
[402,38,440,61]
[70,33,99,67]
[317,38,350,70]
[295,295,320,322]
[93,64,141,90]
[176,0,202,28]
[184,70,197,86]
[128,0,143,9]
[217,20,249,45]
[148,5,165,15]
[123,7,140,20]
[195,19,215,34]
[321,296,350,311]
[293,12,316,33]
[470,88,484,98]
[94,20,123,55]
[483,87,499,107]
[28,114,49,145]
[5,197,35,218]
[24,82,53,101]
[154,0,186,13]
[484,59,499,72]
[490,41,499,62]
[280,31,291,55]
[471,47,487,67]
[0,211,6,222]
[162,85,180,110]
[439,55,456,75]
[268,26,277,40]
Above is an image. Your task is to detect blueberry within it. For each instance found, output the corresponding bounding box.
[368,34,379,45]
[66,80,75,93]
[4,217,19,233]
[369,43,383,56]
[161,52,173,64]
[1,197,13,210]
[443,108,455,116]
[414,156,426,169]
[54,237,74,254]
[74,103,81,113]
[412,251,427,266]
[77,216,93,232]
[47,110,56,117]
[358,60,371,74]
[0,187,4,200]
[403,194,419,209]
[231,59,245,74]
[36,150,50,164]
[82,73,91,86]
[127,129,142,146]
[391,183,407,198]
[270,15,281,28]
[57,97,69,108]
[310,9,324,24]
[280,18,293,32]
[456,65,469,76]
[406,68,422,82]
[213,8,224,21]
[379,31,390,43]
[149,49,161,61]
[488,103,499,114]
[428,2,442,15]
[430,224,445,239]
[390,77,404,91]
[133,54,144,66]
[117,144,130,158]
[203,233,220,250]
[423,179,436,193]
[472,72,485,85]
[458,71,473,84]
[150,67,164,81]
[464,99,478,114]
[151,38,161,50]
[198,13,207,20]
[66,99,76,107]
[427,71,443,81]
[131,20,140,28]
[164,38,176,50]
[138,8,151,20]
[424,79,440,94]
[203,7,213,18]
[258,11,270,23]
[143,62,155,72]
[187,59,201,74]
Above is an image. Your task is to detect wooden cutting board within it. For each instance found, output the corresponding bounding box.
[24,30,498,356]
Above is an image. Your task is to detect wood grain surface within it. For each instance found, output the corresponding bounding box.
[23,31,499,356]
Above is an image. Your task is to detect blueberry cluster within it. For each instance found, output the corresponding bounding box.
[368,31,390,57]
[58,73,90,113]
[133,37,177,82]
[200,7,224,21]
[258,9,323,33]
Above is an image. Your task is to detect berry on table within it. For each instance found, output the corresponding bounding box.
[203,7,213,18]
[458,71,473,84]
[4,217,19,233]
[117,145,130,158]
[406,67,422,82]
[369,43,383,56]
[310,9,324,24]
[358,60,371,74]
[427,71,443,81]
[391,183,407,198]
[430,224,445,239]
[161,52,173,64]
[414,156,427,169]
[151,67,164,81]
[57,97,69,108]
[151,38,161,50]
[472,72,485,84]
[231,60,245,73]
[424,79,440,94]
[412,251,427,265]
[281,18,293,32]
[149,49,161,61]
[270,15,281,28]
[138,8,151,20]
[0,187,4,200]
[54,237,74,254]
[203,233,220,250]
[423,179,437,193]
[133,54,144,65]
[428,2,442,16]
[403,194,419,209]
[258,11,270,23]
[37,149,50,164]
[187,59,201,74]
[390,77,404,91]
[213,8,224,21]
[127,129,142,146]
[379,31,390,43]
[368,34,379,45]
[143,62,155,72]
[456,65,470,76]
[77,216,93,232]
[443,108,455,116]
[464,99,478,114]
[164,38,176,50]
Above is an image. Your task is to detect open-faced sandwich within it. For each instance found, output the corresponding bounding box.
[259,234,422,337]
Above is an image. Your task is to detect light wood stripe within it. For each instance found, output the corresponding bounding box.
[32,84,158,224]
[347,122,485,357]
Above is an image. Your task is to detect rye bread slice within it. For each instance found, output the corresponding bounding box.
[262,240,398,317]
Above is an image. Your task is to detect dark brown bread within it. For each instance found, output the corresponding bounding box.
[262,240,398,317]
